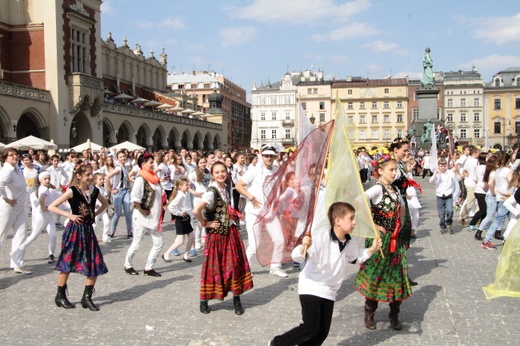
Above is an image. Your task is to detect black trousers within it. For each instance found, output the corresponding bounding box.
[470,192,487,226]
[272,294,334,346]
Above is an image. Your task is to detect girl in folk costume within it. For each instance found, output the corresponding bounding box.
[48,164,109,311]
[21,171,58,263]
[193,162,253,315]
[162,177,195,262]
[188,157,211,252]
[355,155,413,331]
[124,153,165,277]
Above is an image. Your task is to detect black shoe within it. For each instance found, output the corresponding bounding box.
[47,254,55,263]
[495,231,504,240]
[124,267,139,275]
[410,234,417,240]
[55,286,75,309]
[144,269,161,277]
[81,285,100,311]
[161,254,173,263]
[409,278,418,286]
[182,255,192,263]
[127,232,133,239]
[200,300,210,314]
[108,230,115,238]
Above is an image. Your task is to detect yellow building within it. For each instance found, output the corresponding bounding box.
[332,78,408,148]
[484,67,520,150]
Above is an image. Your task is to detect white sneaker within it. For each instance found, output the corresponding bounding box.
[269,268,288,278]
[14,267,32,275]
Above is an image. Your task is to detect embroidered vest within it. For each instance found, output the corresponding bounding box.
[203,186,230,235]
[139,176,155,211]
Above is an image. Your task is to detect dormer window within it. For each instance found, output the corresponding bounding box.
[494,78,501,87]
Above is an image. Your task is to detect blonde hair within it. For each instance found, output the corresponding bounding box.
[165,176,190,208]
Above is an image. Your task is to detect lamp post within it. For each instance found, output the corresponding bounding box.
[309,114,315,125]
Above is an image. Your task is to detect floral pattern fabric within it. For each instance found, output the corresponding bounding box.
[354,183,412,302]
[54,186,108,277]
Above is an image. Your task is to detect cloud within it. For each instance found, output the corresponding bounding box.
[219,27,256,46]
[471,12,520,45]
[362,40,398,52]
[394,71,421,79]
[460,55,520,80]
[100,1,112,13]
[312,22,380,42]
[230,0,370,24]
[161,17,187,30]
[137,22,155,29]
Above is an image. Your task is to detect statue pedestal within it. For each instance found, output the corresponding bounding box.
[415,87,440,150]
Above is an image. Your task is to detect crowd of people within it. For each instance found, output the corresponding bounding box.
[1,137,517,345]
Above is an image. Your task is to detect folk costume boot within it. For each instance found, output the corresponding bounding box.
[364,299,378,330]
[474,230,483,241]
[55,285,75,309]
[389,301,403,330]
[200,300,210,314]
[233,296,244,315]
[81,285,100,311]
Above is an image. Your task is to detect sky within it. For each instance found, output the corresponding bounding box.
[100,0,520,97]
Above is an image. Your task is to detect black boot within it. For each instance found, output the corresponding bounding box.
[474,230,483,241]
[389,301,403,330]
[233,296,244,315]
[495,231,504,240]
[364,299,378,330]
[81,285,100,311]
[55,285,75,309]
[200,300,210,314]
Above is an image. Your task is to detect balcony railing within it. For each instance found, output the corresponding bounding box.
[282,119,294,126]
[67,73,103,90]
[102,102,221,130]
[0,81,50,102]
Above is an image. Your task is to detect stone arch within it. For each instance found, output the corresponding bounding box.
[70,111,93,147]
[102,118,115,147]
[203,133,212,151]
[0,105,12,142]
[213,134,222,150]
[181,129,192,150]
[116,121,134,143]
[136,123,152,148]
[17,108,49,139]
[168,127,180,150]
[152,126,166,151]
[193,131,202,151]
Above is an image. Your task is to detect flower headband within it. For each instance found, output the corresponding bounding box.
[372,153,393,167]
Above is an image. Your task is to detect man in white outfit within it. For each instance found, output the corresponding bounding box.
[235,145,287,278]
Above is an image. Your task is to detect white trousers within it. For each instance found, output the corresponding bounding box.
[94,211,110,242]
[124,221,163,270]
[21,210,56,255]
[0,205,28,268]
[245,212,284,270]
[409,207,420,230]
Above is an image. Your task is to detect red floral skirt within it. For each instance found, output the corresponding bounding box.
[200,224,253,301]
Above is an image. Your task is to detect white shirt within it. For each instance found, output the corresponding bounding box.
[130,176,163,229]
[429,169,457,197]
[167,190,192,216]
[239,164,278,215]
[156,163,173,190]
[0,162,27,209]
[463,156,479,187]
[494,167,513,202]
[292,230,371,301]
[474,164,487,194]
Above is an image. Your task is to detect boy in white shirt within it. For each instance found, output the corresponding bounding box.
[429,159,458,234]
[269,202,381,346]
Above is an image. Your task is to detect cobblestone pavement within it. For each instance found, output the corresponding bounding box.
[0,179,518,346]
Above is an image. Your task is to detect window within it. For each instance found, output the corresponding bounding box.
[383,115,390,123]
[474,98,480,107]
[360,102,365,109]
[301,102,306,110]
[260,112,266,121]
[371,101,377,109]
[360,130,366,140]
[347,102,354,109]
[397,114,403,123]
[71,27,90,73]
[348,116,354,123]
[474,113,480,122]
[259,97,266,105]
[384,88,389,94]
[319,113,325,122]
[307,88,312,94]
[260,129,266,139]
[271,112,277,120]
[348,89,352,95]
[516,121,520,134]
[271,129,277,139]
[270,97,277,105]
[383,130,390,139]
[494,78,500,87]
[190,83,197,89]
[360,115,366,123]
[460,113,466,122]
[319,102,325,110]
[397,129,403,138]
[307,88,317,94]
[494,99,501,110]
[474,129,480,138]
[447,113,453,122]
[283,96,291,104]
[372,115,378,123]
[412,108,419,121]
[383,101,389,109]
[285,129,291,139]
[371,130,378,140]
[460,129,467,138]
[447,99,453,107]
[494,122,501,134]
[204,83,210,89]
[516,98,520,109]
[461,98,466,107]
[397,101,403,108]
[285,112,291,120]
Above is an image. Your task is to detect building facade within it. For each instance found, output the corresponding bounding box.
[484,67,520,150]
[0,0,226,151]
